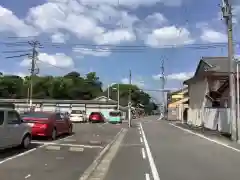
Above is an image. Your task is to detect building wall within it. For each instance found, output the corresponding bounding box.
[14,102,120,120]
[188,78,211,126]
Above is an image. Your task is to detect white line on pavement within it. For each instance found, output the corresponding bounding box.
[145,173,150,180]
[139,131,142,135]
[0,134,74,165]
[169,123,240,153]
[142,148,146,159]
[32,141,103,148]
[0,144,46,165]
[140,137,143,143]
[140,123,160,180]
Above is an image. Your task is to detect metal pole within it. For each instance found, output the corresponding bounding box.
[237,63,240,137]
[222,0,238,140]
[160,59,165,119]
[117,83,120,110]
[29,42,37,109]
[128,70,132,128]
[107,85,110,100]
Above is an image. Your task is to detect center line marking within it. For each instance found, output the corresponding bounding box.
[140,123,160,180]
[140,137,143,143]
[142,148,146,159]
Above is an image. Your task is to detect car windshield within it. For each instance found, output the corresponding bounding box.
[71,110,82,114]
[21,112,50,119]
[109,112,121,116]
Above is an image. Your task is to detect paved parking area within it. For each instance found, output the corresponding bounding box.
[0,122,124,180]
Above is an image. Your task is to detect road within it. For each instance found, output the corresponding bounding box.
[105,116,240,180]
[0,122,125,180]
[2,117,240,180]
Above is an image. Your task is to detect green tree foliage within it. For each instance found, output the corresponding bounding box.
[0,71,103,100]
[103,84,158,113]
[0,71,157,113]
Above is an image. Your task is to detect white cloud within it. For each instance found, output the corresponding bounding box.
[0,5,37,37]
[26,1,138,45]
[153,72,194,81]
[20,53,74,68]
[51,32,68,43]
[94,29,136,44]
[76,0,184,8]
[73,47,111,57]
[145,26,194,48]
[200,29,227,43]
[121,77,145,87]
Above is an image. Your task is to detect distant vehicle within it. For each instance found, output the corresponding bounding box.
[70,110,87,123]
[21,111,73,140]
[0,108,32,150]
[89,112,105,123]
[108,111,122,124]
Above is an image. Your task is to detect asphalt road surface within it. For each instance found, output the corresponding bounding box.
[0,122,124,180]
[2,117,240,180]
[105,116,240,180]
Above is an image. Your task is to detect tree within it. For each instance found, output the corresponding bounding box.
[103,84,156,113]
[0,71,104,100]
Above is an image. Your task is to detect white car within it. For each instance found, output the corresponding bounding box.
[70,110,87,123]
[0,108,32,150]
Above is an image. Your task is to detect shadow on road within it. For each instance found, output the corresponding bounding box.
[0,143,39,161]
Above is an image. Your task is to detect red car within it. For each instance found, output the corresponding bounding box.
[89,112,105,123]
[21,111,73,140]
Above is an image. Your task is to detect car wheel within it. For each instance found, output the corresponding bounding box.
[21,134,31,149]
[51,128,57,140]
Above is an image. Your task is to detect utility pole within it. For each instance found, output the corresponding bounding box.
[160,59,166,119]
[28,41,40,110]
[128,70,132,128]
[221,0,238,141]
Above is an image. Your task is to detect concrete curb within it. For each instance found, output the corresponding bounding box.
[79,128,125,180]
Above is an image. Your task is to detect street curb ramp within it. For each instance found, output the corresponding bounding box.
[79,128,125,180]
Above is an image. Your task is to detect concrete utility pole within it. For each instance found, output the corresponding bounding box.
[28,41,40,109]
[128,70,132,128]
[221,0,238,141]
[160,59,166,119]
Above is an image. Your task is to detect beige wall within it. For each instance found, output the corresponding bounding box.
[188,78,211,126]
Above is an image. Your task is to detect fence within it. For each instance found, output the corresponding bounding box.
[203,107,230,133]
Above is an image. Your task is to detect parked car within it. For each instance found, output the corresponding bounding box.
[89,112,105,123]
[108,111,122,124]
[70,110,87,123]
[0,108,32,150]
[21,111,73,140]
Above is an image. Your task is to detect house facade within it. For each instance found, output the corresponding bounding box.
[167,87,189,121]
[184,57,232,132]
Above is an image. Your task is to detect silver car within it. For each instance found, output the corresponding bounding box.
[0,108,32,150]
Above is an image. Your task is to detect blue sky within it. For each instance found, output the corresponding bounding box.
[0,0,240,101]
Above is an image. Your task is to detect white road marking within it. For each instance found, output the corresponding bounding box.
[142,148,146,159]
[145,173,150,180]
[140,123,160,180]
[25,174,31,179]
[169,123,240,153]
[139,131,142,135]
[0,144,46,165]
[0,135,74,165]
[46,145,61,150]
[140,137,143,143]
[69,147,84,152]
[31,142,103,148]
